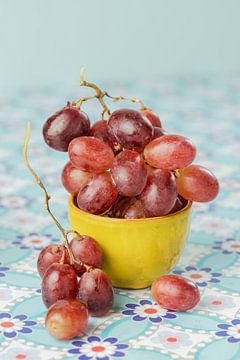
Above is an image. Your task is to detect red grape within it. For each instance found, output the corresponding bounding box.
[43,105,90,151]
[112,197,149,219]
[152,127,167,140]
[37,244,70,278]
[141,169,177,216]
[68,136,114,173]
[70,235,103,276]
[42,263,78,308]
[45,299,88,340]
[151,274,200,312]
[77,269,114,316]
[61,162,92,195]
[111,150,147,196]
[111,197,135,218]
[176,165,219,202]
[107,109,153,150]
[144,135,196,170]
[80,110,91,135]
[123,199,148,219]
[141,109,161,127]
[168,197,184,214]
[89,120,118,150]
[146,164,155,174]
[77,173,118,214]
[178,194,188,207]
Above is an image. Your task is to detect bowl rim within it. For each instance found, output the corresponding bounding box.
[69,196,192,223]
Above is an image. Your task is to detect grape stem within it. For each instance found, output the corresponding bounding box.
[59,249,65,264]
[23,122,93,272]
[173,169,180,178]
[72,67,147,117]
[104,92,147,110]
[73,67,111,119]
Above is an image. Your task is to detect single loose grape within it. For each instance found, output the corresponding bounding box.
[69,136,114,173]
[151,274,200,312]
[45,299,88,340]
[176,165,219,202]
[144,134,196,170]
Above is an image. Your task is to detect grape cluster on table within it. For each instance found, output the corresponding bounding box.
[38,94,219,341]
[43,104,219,217]
[38,239,200,341]
[38,235,114,340]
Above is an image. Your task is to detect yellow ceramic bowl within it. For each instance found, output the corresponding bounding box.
[68,196,192,289]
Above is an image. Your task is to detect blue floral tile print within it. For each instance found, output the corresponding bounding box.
[12,232,59,250]
[0,262,10,277]
[122,299,176,323]
[173,266,222,287]
[213,238,240,255]
[68,336,128,360]
[0,312,37,338]
[216,319,240,343]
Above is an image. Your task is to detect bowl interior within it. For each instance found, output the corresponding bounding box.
[70,195,192,223]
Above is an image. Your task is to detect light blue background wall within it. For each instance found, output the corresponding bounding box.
[0,0,239,89]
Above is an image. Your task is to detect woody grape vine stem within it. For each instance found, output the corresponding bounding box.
[73,67,148,116]
[73,68,111,119]
[23,122,92,272]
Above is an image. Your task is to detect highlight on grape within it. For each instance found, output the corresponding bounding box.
[23,69,219,341]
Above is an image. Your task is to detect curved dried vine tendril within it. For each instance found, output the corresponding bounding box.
[72,68,111,119]
[72,67,148,117]
[104,92,147,111]
[73,94,97,110]
[23,122,92,271]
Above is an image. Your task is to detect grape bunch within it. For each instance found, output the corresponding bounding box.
[43,88,219,218]
[24,74,218,342]
[38,236,114,340]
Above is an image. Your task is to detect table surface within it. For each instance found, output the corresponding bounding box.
[0,76,240,360]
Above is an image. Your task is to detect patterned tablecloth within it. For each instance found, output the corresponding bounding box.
[0,76,240,360]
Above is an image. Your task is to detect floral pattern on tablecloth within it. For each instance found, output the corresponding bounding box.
[0,76,240,359]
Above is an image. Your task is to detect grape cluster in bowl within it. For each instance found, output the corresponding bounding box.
[43,95,219,218]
